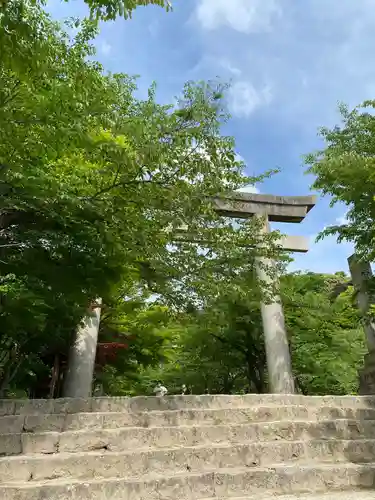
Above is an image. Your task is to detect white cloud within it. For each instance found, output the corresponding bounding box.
[193,0,375,133]
[236,184,260,194]
[190,1,375,274]
[228,81,273,118]
[196,0,282,33]
[99,40,112,56]
[148,19,160,38]
[336,212,349,225]
[235,152,245,163]
[219,59,242,77]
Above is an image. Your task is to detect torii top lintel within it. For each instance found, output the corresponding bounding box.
[213,193,316,223]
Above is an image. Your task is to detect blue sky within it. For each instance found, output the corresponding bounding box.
[47,0,375,275]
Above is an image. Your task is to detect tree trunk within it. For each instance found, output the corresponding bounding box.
[255,364,266,393]
[49,354,60,399]
[222,372,234,394]
[245,354,254,392]
[0,356,23,397]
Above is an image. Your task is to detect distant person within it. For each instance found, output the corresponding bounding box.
[181,384,187,395]
[153,382,168,397]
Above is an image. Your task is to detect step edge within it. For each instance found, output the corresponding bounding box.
[3,437,375,461]
[2,462,375,489]
[3,417,373,437]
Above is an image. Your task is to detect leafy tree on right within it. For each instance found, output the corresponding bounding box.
[305,101,375,261]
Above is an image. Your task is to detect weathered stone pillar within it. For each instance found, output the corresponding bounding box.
[63,298,102,398]
[255,216,295,394]
[348,255,375,351]
[348,255,375,394]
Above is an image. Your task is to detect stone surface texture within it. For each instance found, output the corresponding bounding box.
[63,299,102,399]
[348,255,375,352]
[0,394,375,499]
[359,350,375,395]
[348,254,375,395]
[255,216,295,394]
[213,193,316,222]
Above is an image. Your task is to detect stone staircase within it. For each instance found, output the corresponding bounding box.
[0,395,375,499]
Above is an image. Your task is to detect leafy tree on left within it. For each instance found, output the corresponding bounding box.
[94,291,181,396]
[0,1,266,395]
[1,0,172,22]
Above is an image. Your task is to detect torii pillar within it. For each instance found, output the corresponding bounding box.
[63,299,102,398]
[214,193,316,393]
[348,255,375,394]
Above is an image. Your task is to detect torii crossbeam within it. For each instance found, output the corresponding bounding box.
[213,192,315,223]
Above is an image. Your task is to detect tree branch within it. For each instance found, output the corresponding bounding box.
[0,80,21,109]
[210,333,247,355]
[88,179,165,201]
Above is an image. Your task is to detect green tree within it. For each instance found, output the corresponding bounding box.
[94,293,179,396]
[1,1,272,395]
[1,0,172,22]
[283,272,365,395]
[178,291,266,394]
[94,271,268,396]
[84,0,171,21]
[305,101,375,260]
[144,271,365,397]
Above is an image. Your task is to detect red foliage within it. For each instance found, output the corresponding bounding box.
[96,342,129,367]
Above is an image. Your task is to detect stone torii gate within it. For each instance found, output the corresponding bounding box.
[63,192,316,398]
[214,192,316,394]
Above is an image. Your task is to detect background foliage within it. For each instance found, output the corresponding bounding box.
[0,0,370,398]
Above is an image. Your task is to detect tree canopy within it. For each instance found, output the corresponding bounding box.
[99,271,365,397]
[0,0,277,396]
[283,272,365,395]
[1,0,172,21]
[305,101,375,260]
[86,0,172,20]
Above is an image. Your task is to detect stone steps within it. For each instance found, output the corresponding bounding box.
[0,439,375,483]
[3,405,375,434]
[2,395,375,416]
[199,494,375,500]
[1,462,375,500]
[1,395,375,499]
[4,419,375,456]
